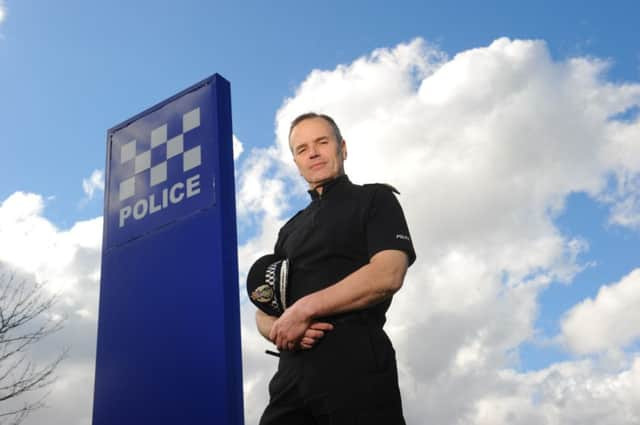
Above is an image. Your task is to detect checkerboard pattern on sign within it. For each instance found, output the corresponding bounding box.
[118,108,202,202]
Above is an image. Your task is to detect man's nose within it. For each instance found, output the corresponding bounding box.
[308,145,319,158]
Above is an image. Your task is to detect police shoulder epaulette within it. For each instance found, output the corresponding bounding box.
[364,183,400,194]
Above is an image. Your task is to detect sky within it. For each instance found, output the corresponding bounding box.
[1,1,640,424]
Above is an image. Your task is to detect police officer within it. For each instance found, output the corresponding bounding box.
[255,113,416,425]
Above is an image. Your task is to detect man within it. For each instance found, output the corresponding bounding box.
[255,112,416,424]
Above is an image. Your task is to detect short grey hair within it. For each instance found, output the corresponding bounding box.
[288,112,344,145]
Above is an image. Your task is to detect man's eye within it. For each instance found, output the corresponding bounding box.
[297,148,306,154]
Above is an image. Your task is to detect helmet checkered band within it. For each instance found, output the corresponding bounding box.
[265,261,281,312]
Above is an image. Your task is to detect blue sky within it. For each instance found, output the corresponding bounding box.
[1,1,640,424]
[3,1,638,225]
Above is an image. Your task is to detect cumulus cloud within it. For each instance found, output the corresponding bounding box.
[0,192,102,294]
[238,37,640,424]
[561,268,640,355]
[236,147,291,220]
[0,192,101,425]
[466,358,640,424]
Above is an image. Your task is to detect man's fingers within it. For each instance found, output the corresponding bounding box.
[304,329,325,340]
[301,336,315,346]
[300,336,318,349]
[269,311,323,351]
[297,324,335,350]
[309,322,334,331]
[274,330,301,351]
[297,321,334,345]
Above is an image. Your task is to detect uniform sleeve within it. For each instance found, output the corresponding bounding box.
[365,187,416,266]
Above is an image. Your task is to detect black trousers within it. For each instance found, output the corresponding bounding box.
[259,314,406,425]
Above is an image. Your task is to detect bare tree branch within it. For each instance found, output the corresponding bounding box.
[0,267,66,425]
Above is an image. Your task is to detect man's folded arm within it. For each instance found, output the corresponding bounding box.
[269,249,408,350]
[298,248,409,319]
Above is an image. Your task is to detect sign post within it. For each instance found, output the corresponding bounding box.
[93,74,243,424]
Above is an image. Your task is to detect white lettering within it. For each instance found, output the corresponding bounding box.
[186,175,201,198]
[162,187,169,208]
[133,199,149,219]
[117,174,202,228]
[170,182,185,203]
[149,194,162,214]
[119,205,132,227]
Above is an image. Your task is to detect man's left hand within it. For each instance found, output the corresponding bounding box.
[269,302,313,351]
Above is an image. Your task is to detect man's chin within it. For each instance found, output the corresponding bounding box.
[306,173,329,184]
[307,174,340,190]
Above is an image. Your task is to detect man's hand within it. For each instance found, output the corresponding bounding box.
[256,308,333,351]
[269,302,334,351]
[269,302,311,351]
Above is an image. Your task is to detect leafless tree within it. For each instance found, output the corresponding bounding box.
[0,268,66,425]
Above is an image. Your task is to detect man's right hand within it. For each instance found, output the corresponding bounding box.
[255,310,333,351]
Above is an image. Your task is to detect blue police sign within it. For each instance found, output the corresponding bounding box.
[93,74,244,424]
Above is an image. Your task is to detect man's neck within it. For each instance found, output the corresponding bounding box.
[312,184,325,196]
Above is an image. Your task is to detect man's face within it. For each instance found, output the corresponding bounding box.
[289,117,347,190]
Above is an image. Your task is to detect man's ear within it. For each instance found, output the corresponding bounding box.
[341,140,348,160]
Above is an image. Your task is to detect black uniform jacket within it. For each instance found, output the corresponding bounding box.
[274,174,416,326]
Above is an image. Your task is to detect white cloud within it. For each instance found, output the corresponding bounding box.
[19,361,96,425]
[81,169,105,201]
[233,134,244,160]
[238,37,640,424]
[235,146,294,223]
[605,172,640,230]
[561,268,640,354]
[0,192,102,294]
[0,1,6,26]
[0,191,102,425]
[466,358,640,425]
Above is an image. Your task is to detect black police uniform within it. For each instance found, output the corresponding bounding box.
[259,175,416,425]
